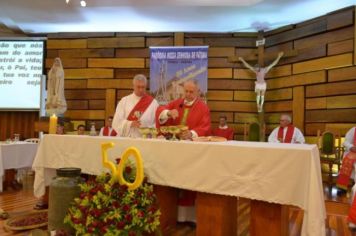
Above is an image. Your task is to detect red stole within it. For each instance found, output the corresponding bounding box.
[103,126,117,136]
[277,125,295,143]
[337,128,356,190]
[127,94,154,121]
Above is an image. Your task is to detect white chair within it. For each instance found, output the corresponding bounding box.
[24,138,40,144]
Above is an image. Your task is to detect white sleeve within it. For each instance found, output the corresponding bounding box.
[112,98,132,137]
[268,128,279,143]
[344,128,355,152]
[294,128,305,144]
[99,127,104,136]
[159,110,170,124]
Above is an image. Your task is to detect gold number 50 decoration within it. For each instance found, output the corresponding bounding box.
[101,142,144,190]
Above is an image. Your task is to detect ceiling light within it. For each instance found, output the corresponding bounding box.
[80,0,86,7]
[66,0,70,3]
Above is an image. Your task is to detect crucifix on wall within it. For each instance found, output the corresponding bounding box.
[229,31,297,113]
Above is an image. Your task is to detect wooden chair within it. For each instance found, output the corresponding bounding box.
[317,130,342,189]
[244,122,265,142]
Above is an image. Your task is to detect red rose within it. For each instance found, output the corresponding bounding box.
[137,211,144,218]
[122,205,130,212]
[116,221,125,229]
[128,231,136,236]
[125,166,132,174]
[125,214,132,222]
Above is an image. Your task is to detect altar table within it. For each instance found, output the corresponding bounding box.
[33,135,326,236]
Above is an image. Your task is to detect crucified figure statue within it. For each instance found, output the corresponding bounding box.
[239,52,284,113]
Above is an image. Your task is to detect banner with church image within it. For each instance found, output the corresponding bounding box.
[149,46,208,104]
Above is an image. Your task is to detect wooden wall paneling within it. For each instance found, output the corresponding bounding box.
[306,80,356,97]
[115,69,149,79]
[47,50,59,58]
[59,49,115,58]
[208,68,233,79]
[47,39,87,49]
[65,89,106,100]
[207,101,256,112]
[294,26,353,50]
[174,33,184,46]
[88,37,145,48]
[265,88,292,101]
[328,66,356,82]
[305,123,326,136]
[105,89,117,118]
[327,39,353,56]
[48,32,115,39]
[87,79,132,89]
[267,71,326,90]
[46,58,87,68]
[209,47,235,57]
[265,65,292,78]
[66,100,88,110]
[184,38,204,46]
[89,100,106,110]
[306,97,327,110]
[326,95,356,109]
[210,112,234,122]
[292,53,353,74]
[264,101,292,112]
[234,113,258,123]
[234,91,255,101]
[146,37,174,47]
[306,123,356,137]
[64,79,87,89]
[265,19,327,47]
[207,91,234,101]
[204,37,256,47]
[354,6,356,65]
[233,69,255,80]
[274,45,327,65]
[327,8,354,30]
[305,109,356,123]
[65,110,106,120]
[264,42,293,55]
[64,68,114,79]
[0,112,38,141]
[115,48,149,58]
[88,58,145,68]
[208,80,254,90]
[292,86,305,132]
[265,113,291,124]
[208,58,236,68]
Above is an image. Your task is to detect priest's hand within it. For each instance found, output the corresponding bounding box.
[131,120,141,128]
[350,147,356,153]
[180,130,192,140]
[168,109,179,119]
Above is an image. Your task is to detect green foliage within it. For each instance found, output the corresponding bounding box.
[64,162,161,236]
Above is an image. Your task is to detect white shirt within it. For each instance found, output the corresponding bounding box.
[344,127,356,152]
[112,93,159,138]
[268,126,305,144]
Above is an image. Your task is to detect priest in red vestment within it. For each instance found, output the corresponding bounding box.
[112,74,159,138]
[156,80,211,140]
[99,116,117,136]
[268,114,305,144]
[156,80,211,223]
[212,115,234,140]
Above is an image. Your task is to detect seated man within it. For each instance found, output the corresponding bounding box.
[268,114,305,143]
[99,116,117,136]
[212,115,234,140]
[77,124,86,135]
[336,127,356,195]
[156,80,211,223]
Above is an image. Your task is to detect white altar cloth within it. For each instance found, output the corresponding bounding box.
[0,141,38,191]
[33,135,325,236]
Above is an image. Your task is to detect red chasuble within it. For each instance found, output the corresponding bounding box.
[337,128,356,190]
[102,126,117,136]
[127,94,154,121]
[156,98,211,137]
[277,125,295,143]
[212,127,234,140]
